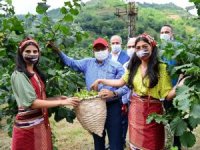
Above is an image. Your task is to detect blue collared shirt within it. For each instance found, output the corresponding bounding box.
[58,52,128,99]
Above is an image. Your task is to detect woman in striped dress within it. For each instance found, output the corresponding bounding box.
[11,37,80,150]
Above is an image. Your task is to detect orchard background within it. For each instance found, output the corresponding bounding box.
[0,0,200,149]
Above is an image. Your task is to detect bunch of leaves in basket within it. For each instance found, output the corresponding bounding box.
[74,89,99,100]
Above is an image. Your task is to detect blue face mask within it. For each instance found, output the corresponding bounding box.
[94,49,109,61]
[136,49,150,58]
[111,44,121,53]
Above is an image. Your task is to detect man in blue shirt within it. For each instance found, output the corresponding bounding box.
[48,38,127,150]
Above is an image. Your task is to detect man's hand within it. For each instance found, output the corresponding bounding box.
[46,41,60,53]
[90,79,101,91]
[98,89,116,99]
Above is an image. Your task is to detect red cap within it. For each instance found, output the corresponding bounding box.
[93,38,108,48]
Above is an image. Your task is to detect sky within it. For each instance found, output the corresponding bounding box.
[12,0,197,15]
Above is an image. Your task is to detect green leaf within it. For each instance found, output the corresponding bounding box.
[5,0,12,5]
[174,63,193,72]
[63,14,74,22]
[170,147,178,150]
[64,2,73,8]
[170,117,187,136]
[36,2,50,14]
[42,16,49,23]
[59,25,70,35]
[70,8,79,15]
[65,108,76,123]
[173,85,192,111]
[47,69,56,76]
[190,105,200,118]
[60,7,67,14]
[0,48,6,56]
[180,131,196,147]
[188,116,200,128]
[76,32,82,42]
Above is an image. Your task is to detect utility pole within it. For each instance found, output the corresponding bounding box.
[115,0,138,38]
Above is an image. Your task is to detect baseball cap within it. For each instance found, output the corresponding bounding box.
[93,38,109,48]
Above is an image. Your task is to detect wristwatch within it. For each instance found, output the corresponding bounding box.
[113,91,118,97]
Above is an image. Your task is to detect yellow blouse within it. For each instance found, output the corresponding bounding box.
[122,63,172,99]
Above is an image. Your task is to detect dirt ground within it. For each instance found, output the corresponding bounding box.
[0,118,200,150]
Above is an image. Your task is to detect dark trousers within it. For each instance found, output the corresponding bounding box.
[121,105,128,147]
[164,100,181,150]
[92,100,123,150]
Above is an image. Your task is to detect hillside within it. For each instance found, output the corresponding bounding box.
[16,0,199,46]
[72,0,200,44]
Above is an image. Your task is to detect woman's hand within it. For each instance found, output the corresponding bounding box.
[90,79,102,91]
[176,76,189,87]
[59,97,80,107]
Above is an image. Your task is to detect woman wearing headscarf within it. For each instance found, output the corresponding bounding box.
[91,33,185,150]
[11,37,80,150]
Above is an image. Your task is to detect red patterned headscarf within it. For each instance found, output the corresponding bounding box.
[19,38,40,53]
[138,33,157,48]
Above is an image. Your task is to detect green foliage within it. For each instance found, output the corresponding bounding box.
[74,1,200,46]
[149,35,200,148]
[146,113,168,124]
[36,2,50,14]
[180,131,196,147]
[170,117,188,136]
[52,107,76,123]
[0,0,87,139]
[190,0,200,16]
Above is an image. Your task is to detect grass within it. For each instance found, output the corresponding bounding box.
[1,117,200,150]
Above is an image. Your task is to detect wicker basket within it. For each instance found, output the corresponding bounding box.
[75,96,107,137]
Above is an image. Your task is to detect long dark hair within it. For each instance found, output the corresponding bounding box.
[15,37,46,82]
[127,36,159,89]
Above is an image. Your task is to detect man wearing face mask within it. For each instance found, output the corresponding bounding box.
[160,25,182,150]
[47,37,127,150]
[110,35,130,65]
[123,37,136,68]
[110,35,130,149]
[160,25,174,42]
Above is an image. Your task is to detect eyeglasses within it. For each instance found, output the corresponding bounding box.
[127,45,135,48]
[160,31,170,34]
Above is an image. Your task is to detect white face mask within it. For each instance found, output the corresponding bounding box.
[160,34,171,41]
[127,48,135,58]
[136,49,150,58]
[94,49,109,61]
[111,44,121,53]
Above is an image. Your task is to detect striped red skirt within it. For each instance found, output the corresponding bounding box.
[128,95,165,150]
[11,108,52,150]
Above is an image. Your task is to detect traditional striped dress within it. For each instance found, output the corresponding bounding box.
[122,63,172,150]
[11,71,52,150]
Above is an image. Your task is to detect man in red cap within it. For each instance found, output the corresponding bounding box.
[48,37,128,150]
